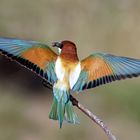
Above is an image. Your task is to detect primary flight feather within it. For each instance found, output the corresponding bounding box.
[0,37,140,127]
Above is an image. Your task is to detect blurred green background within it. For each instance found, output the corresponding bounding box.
[0,0,140,140]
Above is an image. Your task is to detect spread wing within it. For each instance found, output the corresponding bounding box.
[73,52,140,92]
[0,37,58,84]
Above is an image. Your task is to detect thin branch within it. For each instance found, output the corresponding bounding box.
[70,95,117,140]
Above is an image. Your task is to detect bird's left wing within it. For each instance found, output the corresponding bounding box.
[0,37,58,84]
[73,52,140,92]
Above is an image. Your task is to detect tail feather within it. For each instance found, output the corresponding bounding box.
[65,101,79,124]
[49,98,58,120]
[49,97,65,128]
[49,84,79,127]
[49,98,79,127]
[58,100,65,128]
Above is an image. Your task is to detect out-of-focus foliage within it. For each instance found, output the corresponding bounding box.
[0,0,140,140]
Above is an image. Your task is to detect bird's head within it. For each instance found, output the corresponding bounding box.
[52,40,78,61]
[52,40,77,54]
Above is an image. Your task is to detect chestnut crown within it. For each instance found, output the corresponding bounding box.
[52,40,76,49]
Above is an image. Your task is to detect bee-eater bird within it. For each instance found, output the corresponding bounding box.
[0,37,140,127]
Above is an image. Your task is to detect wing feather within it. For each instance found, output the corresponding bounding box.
[0,37,58,84]
[73,52,140,91]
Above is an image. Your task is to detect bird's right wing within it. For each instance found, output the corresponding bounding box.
[0,37,58,84]
[73,52,140,92]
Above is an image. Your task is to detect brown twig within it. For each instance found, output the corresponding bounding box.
[70,95,117,140]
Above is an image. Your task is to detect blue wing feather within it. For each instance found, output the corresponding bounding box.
[0,37,42,56]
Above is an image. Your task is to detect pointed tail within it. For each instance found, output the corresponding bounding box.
[49,87,79,127]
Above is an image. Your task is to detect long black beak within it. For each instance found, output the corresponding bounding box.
[52,42,63,48]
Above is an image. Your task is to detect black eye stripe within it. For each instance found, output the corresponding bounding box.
[60,43,63,49]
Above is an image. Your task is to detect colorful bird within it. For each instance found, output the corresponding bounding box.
[0,37,140,127]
